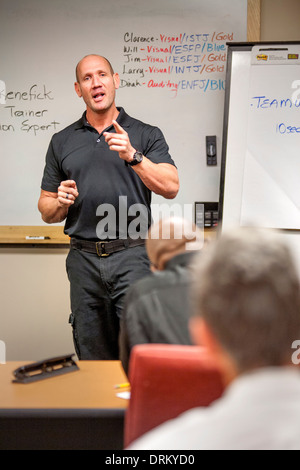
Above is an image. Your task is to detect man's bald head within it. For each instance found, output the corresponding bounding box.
[146,217,203,270]
[75,54,114,82]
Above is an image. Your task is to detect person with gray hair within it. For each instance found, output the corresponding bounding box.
[119,216,203,375]
[128,227,300,450]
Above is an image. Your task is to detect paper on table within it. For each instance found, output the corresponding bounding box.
[116,391,131,400]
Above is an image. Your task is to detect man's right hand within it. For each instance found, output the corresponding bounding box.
[57,180,79,207]
[38,180,78,224]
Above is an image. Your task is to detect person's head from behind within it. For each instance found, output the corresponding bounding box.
[190,227,300,383]
[146,216,203,271]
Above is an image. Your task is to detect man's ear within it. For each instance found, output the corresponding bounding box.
[190,316,238,385]
[74,82,82,98]
[189,317,220,356]
[113,73,120,90]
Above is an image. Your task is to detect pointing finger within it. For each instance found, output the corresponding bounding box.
[112,120,126,134]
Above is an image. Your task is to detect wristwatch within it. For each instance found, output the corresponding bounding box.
[128,150,143,166]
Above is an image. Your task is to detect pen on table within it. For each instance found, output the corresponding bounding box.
[114,382,130,389]
[26,236,51,240]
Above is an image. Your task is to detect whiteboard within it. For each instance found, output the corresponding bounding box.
[219,42,300,275]
[0,0,247,227]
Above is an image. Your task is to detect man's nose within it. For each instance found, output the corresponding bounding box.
[92,75,103,87]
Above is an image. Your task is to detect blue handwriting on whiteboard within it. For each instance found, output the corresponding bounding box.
[178,79,225,92]
[276,123,300,134]
[251,96,300,109]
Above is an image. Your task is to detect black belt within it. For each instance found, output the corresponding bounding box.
[70,237,145,257]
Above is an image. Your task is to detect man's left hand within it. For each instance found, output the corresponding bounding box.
[104,121,135,163]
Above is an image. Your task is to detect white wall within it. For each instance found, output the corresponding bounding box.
[261,0,300,41]
[0,248,73,360]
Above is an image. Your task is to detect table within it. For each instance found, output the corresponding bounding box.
[0,360,129,450]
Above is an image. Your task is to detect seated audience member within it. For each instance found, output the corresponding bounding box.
[119,217,203,375]
[128,227,300,450]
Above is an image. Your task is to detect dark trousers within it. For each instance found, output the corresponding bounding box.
[66,244,150,360]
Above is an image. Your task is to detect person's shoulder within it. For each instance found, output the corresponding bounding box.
[126,266,188,307]
[128,407,208,450]
[119,107,159,133]
[125,270,172,305]
[51,115,83,142]
[127,272,162,297]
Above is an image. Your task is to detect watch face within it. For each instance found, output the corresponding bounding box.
[129,151,143,166]
[134,151,143,162]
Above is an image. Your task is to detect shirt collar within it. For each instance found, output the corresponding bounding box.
[74,107,130,131]
[116,107,131,129]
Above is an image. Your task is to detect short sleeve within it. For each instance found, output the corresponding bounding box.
[41,138,65,192]
[141,126,176,167]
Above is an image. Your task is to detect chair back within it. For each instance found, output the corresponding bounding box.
[124,344,224,448]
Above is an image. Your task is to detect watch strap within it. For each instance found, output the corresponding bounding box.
[128,150,143,166]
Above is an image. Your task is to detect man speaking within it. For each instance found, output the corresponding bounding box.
[38,54,179,360]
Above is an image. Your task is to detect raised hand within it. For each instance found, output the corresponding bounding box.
[104,120,135,163]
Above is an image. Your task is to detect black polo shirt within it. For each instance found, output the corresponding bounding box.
[41,107,175,240]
